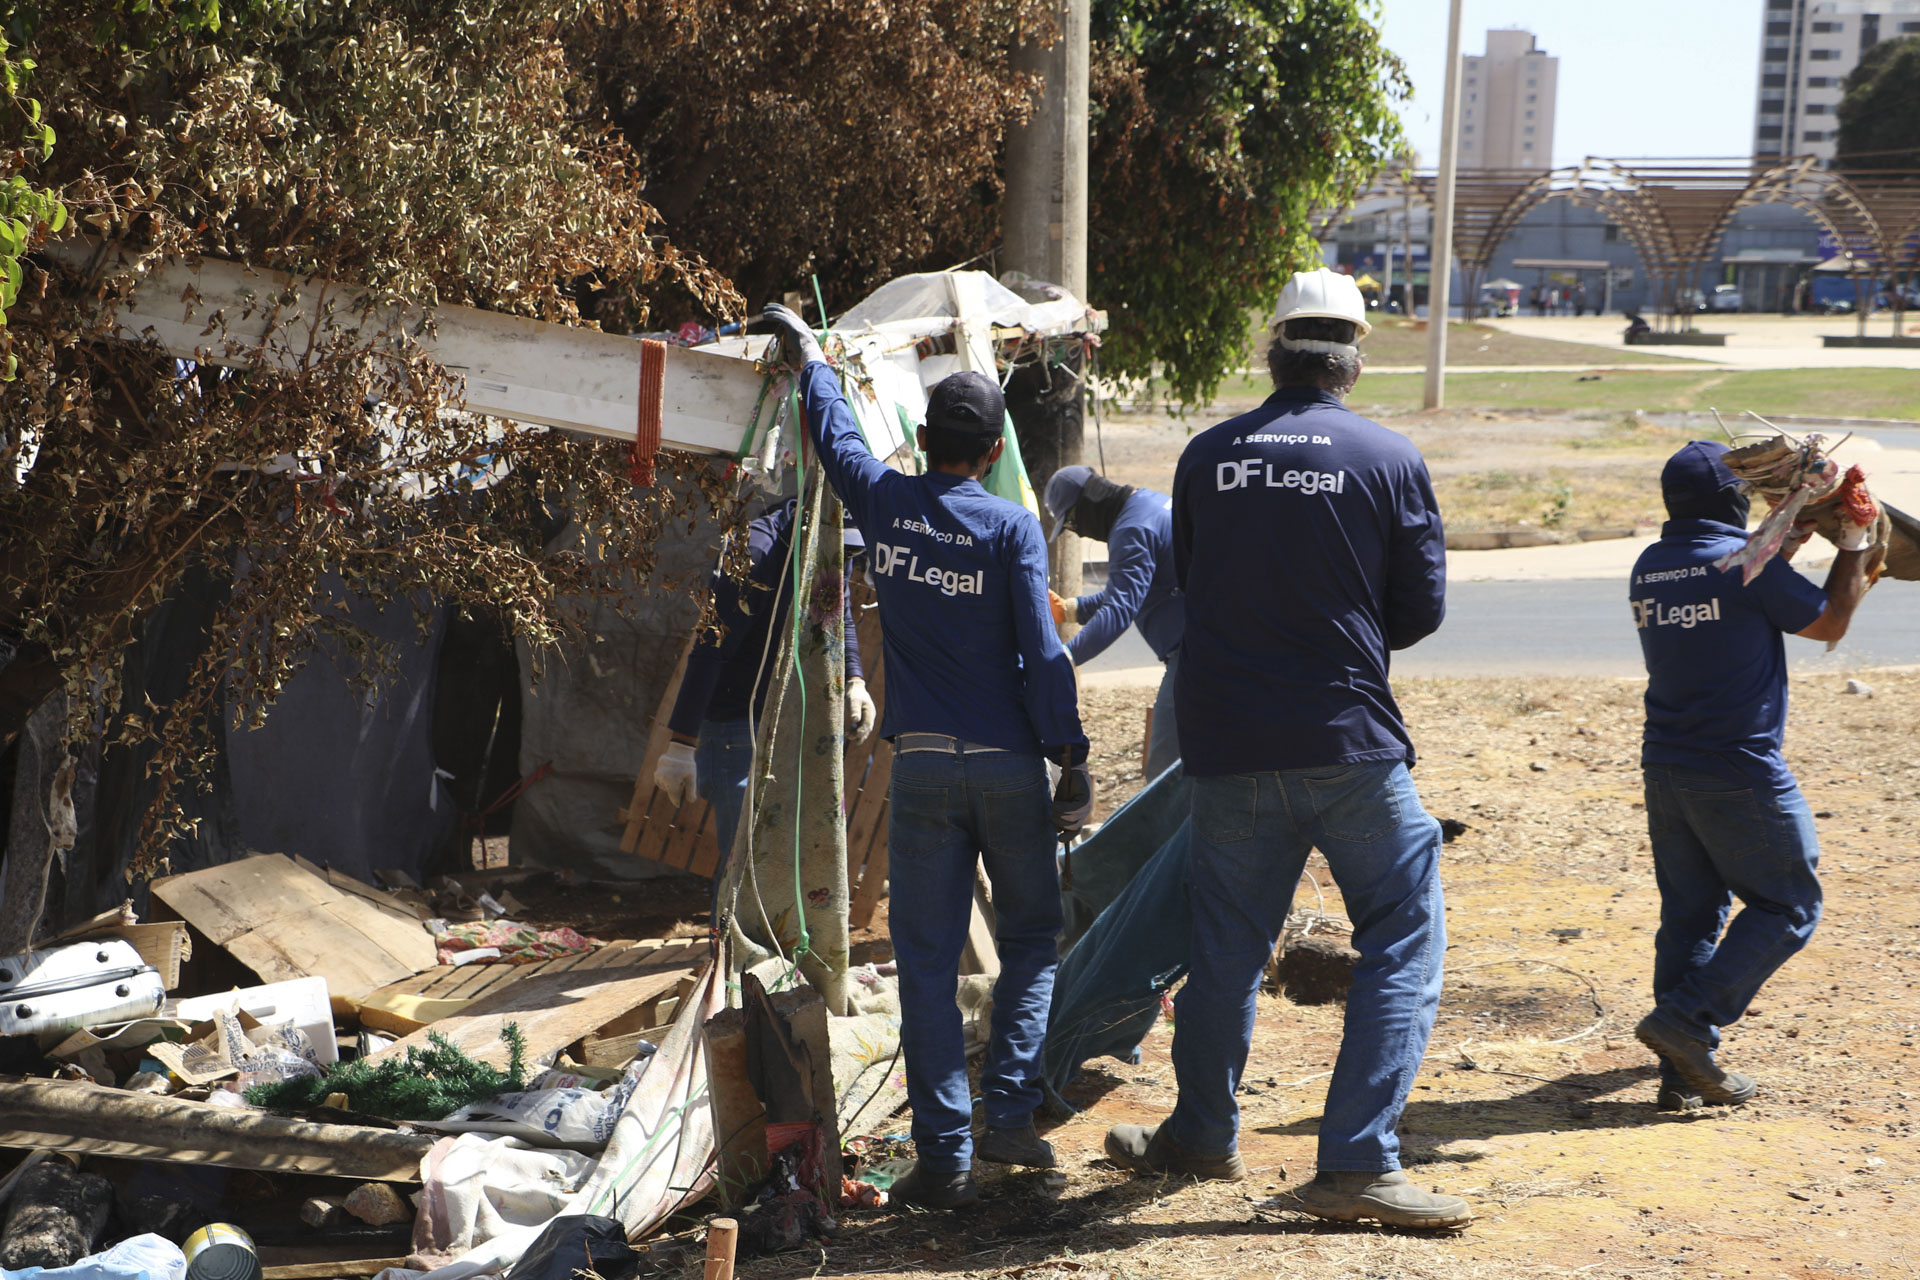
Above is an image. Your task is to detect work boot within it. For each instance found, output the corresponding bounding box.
[1292,1170,1474,1230]
[1656,1066,1703,1113]
[1635,1014,1757,1107]
[976,1121,1057,1169]
[887,1161,979,1210]
[1104,1122,1247,1181]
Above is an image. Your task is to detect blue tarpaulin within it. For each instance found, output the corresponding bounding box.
[1042,764,1192,1110]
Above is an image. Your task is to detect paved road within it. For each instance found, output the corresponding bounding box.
[1082,576,1920,680]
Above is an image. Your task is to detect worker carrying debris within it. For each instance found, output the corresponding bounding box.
[1102,268,1472,1231]
[756,304,1094,1210]
[1042,466,1184,779]
[1628,438,1872,1110]
[652,499,875,865]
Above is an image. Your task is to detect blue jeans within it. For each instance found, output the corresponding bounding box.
[1643,764,1822,1051]
[887,745,1063,1172]
[1145,649,1181,782]
[696,717,755,872]
[1169,762,1444,1173]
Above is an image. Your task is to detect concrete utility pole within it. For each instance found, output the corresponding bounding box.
[1423,0,1465,411]
[1002,0,1090,597]
[1003,2,1088,298]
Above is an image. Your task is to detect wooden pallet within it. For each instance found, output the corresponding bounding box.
[358,937,701,1036]
[361,937,710,1067]
[618,576,893,928]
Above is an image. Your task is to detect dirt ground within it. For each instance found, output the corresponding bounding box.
[705,670,1920,1280]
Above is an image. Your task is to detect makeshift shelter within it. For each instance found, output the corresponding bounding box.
[4,244,1109,1280]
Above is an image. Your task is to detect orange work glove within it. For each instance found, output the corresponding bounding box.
[1048,590,1072,626]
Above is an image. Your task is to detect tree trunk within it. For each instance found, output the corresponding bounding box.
[0,689,74,956]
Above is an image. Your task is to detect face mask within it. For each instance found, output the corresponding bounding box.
[1068,474,1138,542]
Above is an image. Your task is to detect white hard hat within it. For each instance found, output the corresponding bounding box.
[1272,269,1371,355]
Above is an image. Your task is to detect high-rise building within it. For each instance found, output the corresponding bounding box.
[1755,0,1920,164]
[1458,29,1559,171]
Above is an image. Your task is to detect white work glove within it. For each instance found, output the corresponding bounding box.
[845,677,877,744]
[654,740,697,806]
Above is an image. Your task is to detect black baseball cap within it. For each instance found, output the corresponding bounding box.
[925,371,1007,438]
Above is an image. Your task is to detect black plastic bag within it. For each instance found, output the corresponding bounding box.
[505,1215,638,1280]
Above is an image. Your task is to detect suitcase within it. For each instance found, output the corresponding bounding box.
[0,939,166,1037]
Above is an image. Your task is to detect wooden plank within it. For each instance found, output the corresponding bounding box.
[360,942,634,1025]
[0,1080,433,1182]
[295,857,430,924]
[149,854,438,1007]
[575,1028,663,1069]
[45,240,772,454]
[224,928,412,1011]
[263,1260,408,1280]
[622,636,696,856]
[150,855,335,947]
[660,800,711,873]
[682,805,725,879]
[366,944,709,1069]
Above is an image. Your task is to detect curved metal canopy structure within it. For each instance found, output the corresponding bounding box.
[1377,157,1920,325]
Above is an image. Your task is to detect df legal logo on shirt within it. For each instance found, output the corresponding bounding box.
[1633,597,1723,630]
[1215,459,1348,495]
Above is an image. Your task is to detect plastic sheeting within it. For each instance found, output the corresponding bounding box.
[509,503,728,879]
[406,958,725,1280]
[1041,765,1193,1109]
[226,585,453,885]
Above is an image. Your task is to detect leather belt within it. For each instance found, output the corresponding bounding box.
[895,732,1009,756]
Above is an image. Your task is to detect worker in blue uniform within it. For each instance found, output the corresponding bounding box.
[756,303,1094,1210]
[1102,268,1472,1231]
[1042,466,1184,779]
[1628,441,1870,1110]
[652,501,875,865]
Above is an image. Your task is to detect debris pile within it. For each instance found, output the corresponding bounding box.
[0,855,711,1280]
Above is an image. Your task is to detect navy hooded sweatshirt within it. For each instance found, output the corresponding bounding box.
[1171,387,1447,776]
[1634,441,1827,790]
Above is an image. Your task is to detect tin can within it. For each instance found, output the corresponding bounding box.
[182,1223,261,1280]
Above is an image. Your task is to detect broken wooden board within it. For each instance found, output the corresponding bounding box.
[357,937,684,1036]
[702,986,843,1206]
[46,239,771,453]
[262,1260,409,1280]
[0,1079,433,1181]
[364,939,709,1069]
[149,854,437,1011]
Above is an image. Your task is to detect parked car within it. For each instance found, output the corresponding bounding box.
[1707,284,1742,312]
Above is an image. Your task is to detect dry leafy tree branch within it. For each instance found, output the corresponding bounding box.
[1,0,741,867]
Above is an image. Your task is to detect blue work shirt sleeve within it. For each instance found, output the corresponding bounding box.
[1171,449,1196,592]
[1010,514,1089,764]
[1384,459,1448,650]
[798,361,893,538]
[844,577,865,683]
[1068,519,1155,664]
[667,551,768,738]
[1745,555,1827,635]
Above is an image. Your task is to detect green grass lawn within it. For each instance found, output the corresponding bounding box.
[1340,367,1920,420]
[1354,317,1699,368]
